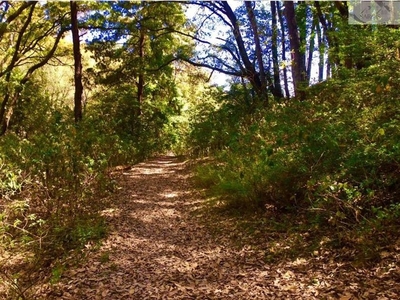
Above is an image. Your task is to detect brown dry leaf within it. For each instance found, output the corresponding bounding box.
[282,270,295,279]
[339,292,354,300]
[12,155,396,300]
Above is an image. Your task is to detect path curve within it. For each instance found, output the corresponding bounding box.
[46,156,399,299]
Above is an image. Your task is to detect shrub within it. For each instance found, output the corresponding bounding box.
[191,64,400,228]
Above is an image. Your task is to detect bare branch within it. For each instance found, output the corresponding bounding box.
[178,56,242,77]
[189,2,232,28]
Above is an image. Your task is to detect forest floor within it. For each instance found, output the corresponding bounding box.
[35,155,400,299]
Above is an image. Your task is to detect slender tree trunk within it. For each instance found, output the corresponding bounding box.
[70,1,83,123]
[276,1,290,99]
[307,17,317,84]
[0,73,12,136]
[271,1,283,99]
[245,1,268,104]
[316,20,324,82]
[137,29,145,118]
[0,92,19,135]
[315,1,340,73]
[298,1,308,83]
[334,1,352,69]
[334,1,349,19]
[326,59,331,79]
[284,1,306,99]
[240,76,252,111]
[130,28,146,136]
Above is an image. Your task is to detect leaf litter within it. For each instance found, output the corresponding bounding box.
[33,155,400,299]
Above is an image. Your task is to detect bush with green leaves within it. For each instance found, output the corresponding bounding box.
[192,62,400,228]
[188,83,255,156]
[0,94,142,266]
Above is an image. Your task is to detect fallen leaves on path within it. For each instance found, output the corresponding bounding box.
[34,156,400,299]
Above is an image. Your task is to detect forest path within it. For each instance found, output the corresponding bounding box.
[48,156,398,299]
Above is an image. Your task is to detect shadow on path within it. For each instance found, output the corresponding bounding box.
[46,156,399,299]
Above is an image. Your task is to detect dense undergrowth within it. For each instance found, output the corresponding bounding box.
[1,122,121,298]
[0,80,177,298]
[189,63,400,262]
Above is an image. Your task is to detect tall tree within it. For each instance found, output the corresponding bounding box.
[0,2,37,134]
[136,28,145,118]
[284,1,306,99]
[220,2,266,102]
[270,1,283,99]
[245,1,268,103]
[297,1,309,83]
[70,1,83,123]
[181,2,288,104]
[0,1,36,42]
[314,1,339,73]
[85,1,191,137]
[315,17,325,82]
[276,1,290,98]
[307,16,318,83]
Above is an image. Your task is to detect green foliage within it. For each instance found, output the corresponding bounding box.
[188,83,254,156]
[50,264,66,284]
[0,120,111,250]
[0,158,23,200]
[0,5,204,290]
[87,81,183,159]
[83,1,195,158]
[0,83,127,296]
[191,61,400,228]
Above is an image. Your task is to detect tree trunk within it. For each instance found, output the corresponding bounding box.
[70,1,83,123]
[137,29,145,118]
[271,1,284,99]
[276,1,290,99]
[245,1,268,104]
[334,1,349,19]
[334,1,352,69]
[0,92,19,136]
[284,1,306,99]
[315,1,340,71]
[315,20,324,82]
[0,2,36,42]
[307,17,318,84]
[220,2,265,102]
[298,1,308,84]
[326,60,331,79]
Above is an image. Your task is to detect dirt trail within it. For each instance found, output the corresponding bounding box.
[46,156,399,299]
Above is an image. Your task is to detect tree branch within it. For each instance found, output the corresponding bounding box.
[21,27,69,85]
[0,2,36,78]
[0,1,37,42]
[178,55,242,77]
